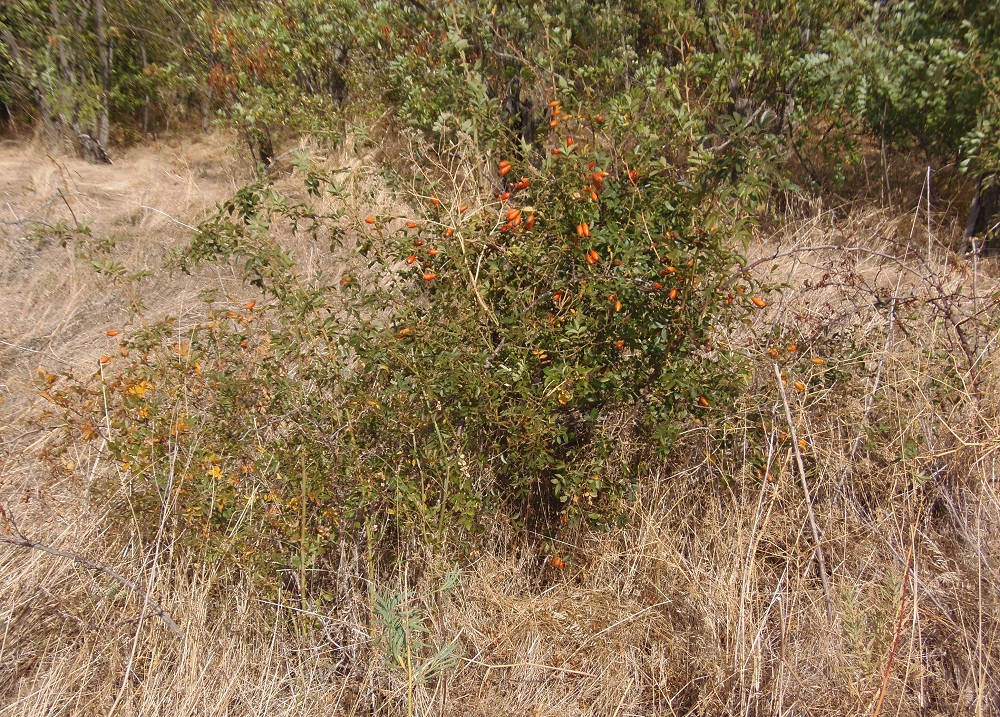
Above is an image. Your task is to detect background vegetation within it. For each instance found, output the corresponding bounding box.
[1,1,999,715]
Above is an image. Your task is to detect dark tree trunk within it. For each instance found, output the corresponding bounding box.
[245,122,274,168]
[965,173,1000,253]
[141,43,150,137]
[501,75,537,158]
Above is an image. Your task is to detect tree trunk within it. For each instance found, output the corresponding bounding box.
[48,0,76,145]
[0,27,55,142]
[965,173,1000,253]
[141,43,150,137]
[95,0,110,147]
[45,0,112,162]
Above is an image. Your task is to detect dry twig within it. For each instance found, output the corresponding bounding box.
[0,534,184,639]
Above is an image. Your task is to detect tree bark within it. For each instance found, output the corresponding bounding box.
[965,173,1000,253]
[0,26,55,141]
[95,0,110,147]
[141,42,150,137]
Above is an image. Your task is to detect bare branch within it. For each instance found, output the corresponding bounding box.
[0,534,184,640]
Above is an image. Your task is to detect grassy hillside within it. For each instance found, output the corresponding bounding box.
[1,133,997,716]
[2,1,1000,715]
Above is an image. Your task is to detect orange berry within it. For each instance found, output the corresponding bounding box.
[594,114,605,123]
[548,100,561,108]
[514,177,530,190]
[406,220,418,228]
[430,195,441,206]
[524,215,536,230]
[100,356,112,364]
[244,301,256,310]
[751,297,766,308]
[364,216,376,224]
[414,239,425,247]
[669,288,678,300]
[698,396,710,408]
[549,556,565,569]
[552,290,563,302]
[406,255,416,264]
[585,249,599,265]
[499,164,512,176]
[653,282,662,290]
[550,118,559,128]
[422,272,436,281]
[787,344,797,352]
[552,148,562,155]
[459,204,469,213]
[106,330,119,337]
[240,340,248,348]
[444,227,455,237]
[498,160,511,170]
[811,357,824,365]
[506,208,521,222]
[566,136,574,146]
[665,265,676,274]
[500,192,511,200]
[794,381,805,391]
[428,248,440,256]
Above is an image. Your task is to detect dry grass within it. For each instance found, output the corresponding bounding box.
[2,138,999,716]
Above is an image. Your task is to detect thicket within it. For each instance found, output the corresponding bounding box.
[12,0,1000,588]
[3,1,999,171]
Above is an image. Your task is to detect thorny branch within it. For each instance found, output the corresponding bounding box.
[0,533,184,639]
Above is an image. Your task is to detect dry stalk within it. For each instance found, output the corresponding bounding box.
[0,534,183,639]
[774,362,833,622]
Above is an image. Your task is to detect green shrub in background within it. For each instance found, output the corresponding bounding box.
[201,0,360,164]
[793,0,1000,183]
